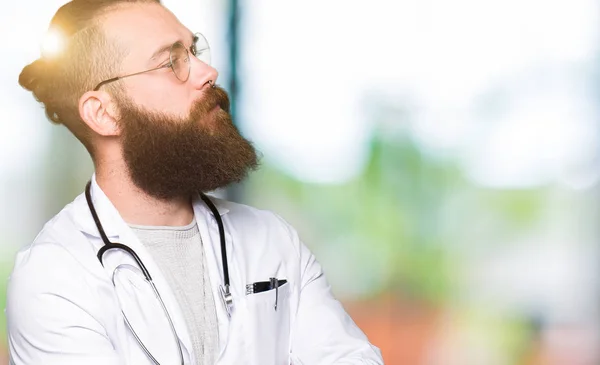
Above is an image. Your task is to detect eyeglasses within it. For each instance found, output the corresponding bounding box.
[93,32,210,91]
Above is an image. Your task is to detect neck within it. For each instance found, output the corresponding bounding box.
[95,163,194,227]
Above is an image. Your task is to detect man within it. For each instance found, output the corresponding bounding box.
[6,0,383,364]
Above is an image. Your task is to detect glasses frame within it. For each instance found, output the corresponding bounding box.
[93,33,209,91]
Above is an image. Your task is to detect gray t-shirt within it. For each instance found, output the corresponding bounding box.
[130,218,218,364]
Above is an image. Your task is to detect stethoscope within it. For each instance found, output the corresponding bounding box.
[84,181,233,364]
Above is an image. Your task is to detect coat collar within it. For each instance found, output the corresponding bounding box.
[75,175,229,240]
[71,175,232,362]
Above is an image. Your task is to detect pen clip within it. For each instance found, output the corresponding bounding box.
[270,277,279,311]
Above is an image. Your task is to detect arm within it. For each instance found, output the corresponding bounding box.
[278,217,383,364]
[6,243,121,365]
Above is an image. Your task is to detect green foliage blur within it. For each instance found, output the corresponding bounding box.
[244,129,546,304]
[241,123,550,364]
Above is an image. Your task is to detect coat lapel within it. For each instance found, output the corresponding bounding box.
[192,195,252,363]
[192,195,233,355]
[74,177,196,363]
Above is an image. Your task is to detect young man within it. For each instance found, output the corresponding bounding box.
[6,0,383,364]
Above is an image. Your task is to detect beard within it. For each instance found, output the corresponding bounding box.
[117,85,259,201]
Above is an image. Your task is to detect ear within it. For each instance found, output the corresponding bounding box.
[78,90,120,136]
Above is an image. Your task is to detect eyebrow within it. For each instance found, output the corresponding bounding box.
[149,43,173,60]
[149,33,197,61]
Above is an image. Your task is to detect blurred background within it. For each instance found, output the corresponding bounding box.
[2,0,600,364]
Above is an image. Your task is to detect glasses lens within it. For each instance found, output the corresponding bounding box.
[194,32,211,65]
[170,42,190,82]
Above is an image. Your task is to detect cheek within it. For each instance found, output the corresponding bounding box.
[128,82,191,116]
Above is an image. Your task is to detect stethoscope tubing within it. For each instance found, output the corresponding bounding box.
[84,180,230,285]
[112,266,184,365]
[84,180,232,364]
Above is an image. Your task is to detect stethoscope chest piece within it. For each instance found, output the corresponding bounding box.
[220,284,234,318]
[85,181,232,364]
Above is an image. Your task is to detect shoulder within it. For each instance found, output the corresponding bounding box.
[8,194,107,312]
[7,241,104,333]
[8,241,83,319]
[210,196,298,238]
[8,238,113,347]
[12,198,82,282]
[206,197,304,260]
[24,193,88,253]
[6,240,117,364]
[9,236,102,307]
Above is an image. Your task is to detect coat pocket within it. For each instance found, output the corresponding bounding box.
[244,282,291,365]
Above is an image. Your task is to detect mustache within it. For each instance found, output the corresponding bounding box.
[189,85,231,119]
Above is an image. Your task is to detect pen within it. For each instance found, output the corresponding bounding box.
[245,279,287,295]
[270,277,279,310]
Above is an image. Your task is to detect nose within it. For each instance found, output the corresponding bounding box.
[189,56,218,90]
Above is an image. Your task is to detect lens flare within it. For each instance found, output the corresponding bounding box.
[41,28,65,58]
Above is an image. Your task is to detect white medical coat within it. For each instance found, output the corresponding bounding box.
[6,178,383,364]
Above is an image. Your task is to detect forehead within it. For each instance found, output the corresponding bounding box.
[101,3,190,59]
